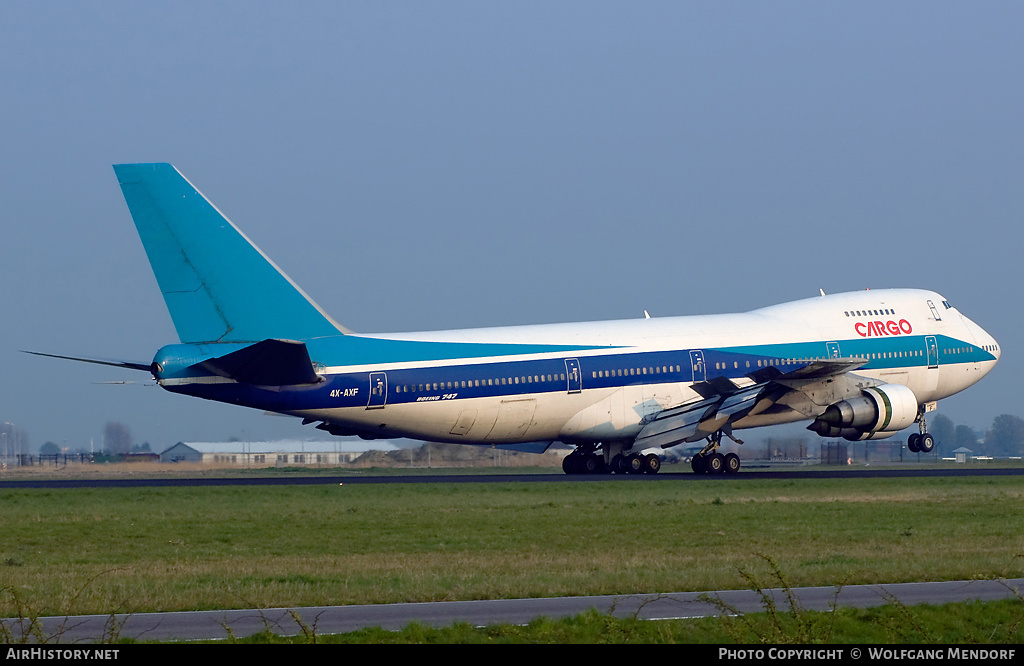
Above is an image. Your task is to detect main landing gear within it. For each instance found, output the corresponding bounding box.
[690,430,741,475]
[561,446,661,475]
[907,406,935,453]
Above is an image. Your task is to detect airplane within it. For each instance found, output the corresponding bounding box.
[31,163,1001,475]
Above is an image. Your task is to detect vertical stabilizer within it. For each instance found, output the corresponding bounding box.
[113,163,349,343]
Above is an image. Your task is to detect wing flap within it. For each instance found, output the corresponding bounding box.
[634,384,765,449]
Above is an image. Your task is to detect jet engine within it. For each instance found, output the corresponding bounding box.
[808,384,919,441]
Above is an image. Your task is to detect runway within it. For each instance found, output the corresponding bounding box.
[2,465,1023,489]
[9,578,1023,642]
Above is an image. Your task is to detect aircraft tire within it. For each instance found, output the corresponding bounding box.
[562,453,580,475]
[580,454,600,474]
[724,452,740,474]
[611,453,627,474]
[691,454,706,474]
[918,433,935,453]
[908,433,921,453]
[625,454,645,474]
[644,454,661,474]
[706,452,725,474]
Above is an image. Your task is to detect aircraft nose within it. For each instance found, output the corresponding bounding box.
[966,316,1000,361]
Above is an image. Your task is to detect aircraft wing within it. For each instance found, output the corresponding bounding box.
[633,357,867,450]
[747,357,868,382]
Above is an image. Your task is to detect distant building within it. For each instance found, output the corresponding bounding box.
[159,440,401,466]
[952,447,973,464]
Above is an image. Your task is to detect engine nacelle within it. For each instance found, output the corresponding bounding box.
[808,384,918,440]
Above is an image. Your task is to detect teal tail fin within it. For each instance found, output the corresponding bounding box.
[113,163,349,344]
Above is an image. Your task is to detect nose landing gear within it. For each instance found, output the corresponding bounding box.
[907,406,935,453]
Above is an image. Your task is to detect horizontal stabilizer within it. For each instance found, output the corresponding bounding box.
[196,339,322,386]
[22,350,152,373]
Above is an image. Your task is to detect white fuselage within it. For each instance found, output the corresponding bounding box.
[285,289,998,447]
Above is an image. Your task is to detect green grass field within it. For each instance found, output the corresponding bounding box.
[2,473,1022,624]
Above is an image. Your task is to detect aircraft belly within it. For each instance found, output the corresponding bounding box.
[485,399,536,440]
[313,391,593,444]
[317,381,713,445]
[558,382,689,444]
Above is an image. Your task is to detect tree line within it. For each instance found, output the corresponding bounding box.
[37,421,150,458]
[929,413,1024,458]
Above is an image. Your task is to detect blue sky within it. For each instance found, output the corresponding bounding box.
[1,2,1021,452]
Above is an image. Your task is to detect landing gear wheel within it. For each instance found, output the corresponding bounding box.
[911,405,935,454]
[706,452,725,474]
[611,453,627,474]
[562,453,578,475]
[579,454,601,474]
[691,454,706,474]
[724,452,741,474]
[643,454,661,474]
[625,453,645,474]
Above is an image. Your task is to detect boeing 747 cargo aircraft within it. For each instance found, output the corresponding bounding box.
[30,164,1001,475]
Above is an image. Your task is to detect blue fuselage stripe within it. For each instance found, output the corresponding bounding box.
[161,333,994,414]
